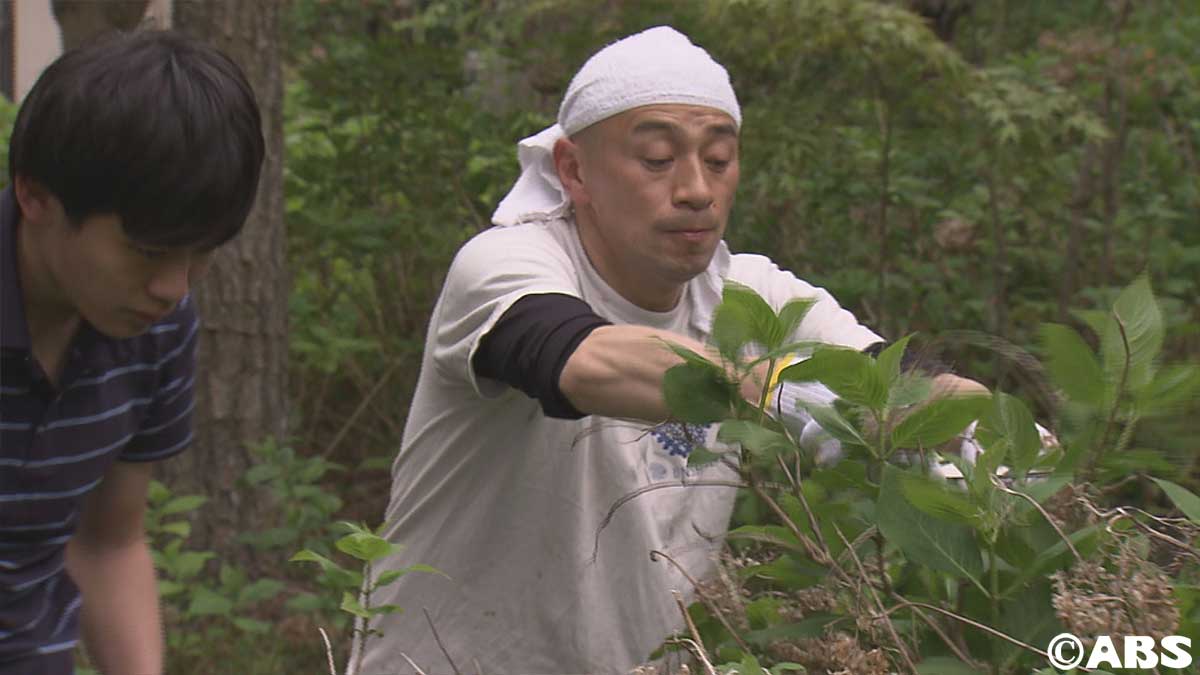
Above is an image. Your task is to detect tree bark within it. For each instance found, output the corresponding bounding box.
[162,0,288,566]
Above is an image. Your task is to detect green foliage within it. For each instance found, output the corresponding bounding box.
[291,520,442,659]
[661,280,1198,673]
[238,438,344,554]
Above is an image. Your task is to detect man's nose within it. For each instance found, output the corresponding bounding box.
[671,155,715,211]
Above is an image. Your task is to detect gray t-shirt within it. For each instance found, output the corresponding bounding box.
[354,218,879,675]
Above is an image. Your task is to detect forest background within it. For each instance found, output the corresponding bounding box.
[1,0,1198,673]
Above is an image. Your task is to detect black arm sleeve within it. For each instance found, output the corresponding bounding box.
[862,340,950,375]
[471,293,613,419]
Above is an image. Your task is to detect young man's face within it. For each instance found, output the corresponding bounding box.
[563,104,740,311]
[20,185,213,338]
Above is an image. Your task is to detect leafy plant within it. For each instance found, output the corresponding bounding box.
[656,279,1198,674]
[291,521,443,674]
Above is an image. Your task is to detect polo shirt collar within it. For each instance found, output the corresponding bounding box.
[1,186,31,352]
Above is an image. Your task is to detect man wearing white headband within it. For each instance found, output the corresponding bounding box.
[356,26,884,673]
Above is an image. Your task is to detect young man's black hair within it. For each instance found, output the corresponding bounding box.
[8,29,264,248]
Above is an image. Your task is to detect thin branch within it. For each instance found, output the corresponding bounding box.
[592,480,747,562]
[322,359,402,458]
[882,599,1112,673]
[903,603,984,670]
[1089,315,1131,480]
[399,653,430,675]
[423,607,461,675]
[990,475,1082,562]
[650,549,752,654]
[671,592,720,675]
[317,627,337,675]
[834,525,919,675]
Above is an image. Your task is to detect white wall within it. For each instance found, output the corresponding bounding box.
[14,0,61,100]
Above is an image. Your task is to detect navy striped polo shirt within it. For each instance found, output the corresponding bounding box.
[0,187,198,672]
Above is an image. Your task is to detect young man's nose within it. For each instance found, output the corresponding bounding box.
[147,258,192,307]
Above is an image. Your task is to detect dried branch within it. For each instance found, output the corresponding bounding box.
[671,591,719,675]
[424,607,461,675]
[650,549,752,654]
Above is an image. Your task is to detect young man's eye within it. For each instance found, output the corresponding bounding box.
[706,158,731,171]
[132,244,170,259]
[642,157,673,170]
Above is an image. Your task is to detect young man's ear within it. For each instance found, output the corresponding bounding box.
[13,176,63,226]
[553,137,590,209]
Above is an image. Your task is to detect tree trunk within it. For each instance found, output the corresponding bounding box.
[161,0,288,567]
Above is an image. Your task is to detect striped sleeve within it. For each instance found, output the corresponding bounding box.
[120,299,199,462]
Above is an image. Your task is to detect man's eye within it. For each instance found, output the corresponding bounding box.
[642,157,673,170]
[706,158,731,171]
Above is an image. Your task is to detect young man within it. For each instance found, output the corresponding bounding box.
[0,31,264,675]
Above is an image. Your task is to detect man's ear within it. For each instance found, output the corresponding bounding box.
[13,176,62,226]
[553,137,590,209]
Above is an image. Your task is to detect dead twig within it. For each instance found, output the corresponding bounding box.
[317,627,337,675]
[991,475,1082,563]
[671,591,719,675]
[833,525,919,675]
[592,480,747,562]
[423,607,462,675]
[650,549,752,654]
[399,653,430,675]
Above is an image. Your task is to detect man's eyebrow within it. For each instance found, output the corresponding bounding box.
[630,119,739,139]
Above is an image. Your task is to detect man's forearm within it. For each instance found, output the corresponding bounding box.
[66,536,163,675]
[558,325,763,422]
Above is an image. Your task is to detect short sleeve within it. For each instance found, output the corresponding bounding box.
[120,298,199,462]
[430,224,582,398]
[726,254,882,350]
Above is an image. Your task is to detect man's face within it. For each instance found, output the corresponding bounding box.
[22,191,213,339]
[563,104,740,311]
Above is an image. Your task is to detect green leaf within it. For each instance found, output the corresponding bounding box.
[147,480,170,505]
[159,495,206,516]
[899,473,978,526]
[712,281,781,359]
[717,421,793,459]
[891,395,990,449]
[187,587,234,617]
[289,550,360,588]
[1101,275,1164,391]
[877,465,985,588]
[1039,323,1104,406]
[237,578,285,605]
[888,373,933,409]
[232,617,271,634]
[398,563,448,580]
[1136,364,1200,414]
[876,334,915,386]
[776,298,816,343]
[663,363,736,424]
[743,614,840,646]
[285,592,328,612]
[738,653,763,674]
[243,463,281,485]
[975,393,1041,479]
[1151,477,1200,525]
[686,445,727,468]
[336,531,397,563]
[368,603,405,617]
[339,591,370,619]
[160,521,191,538]
[779,348,887,409]
[800,403,868,448]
